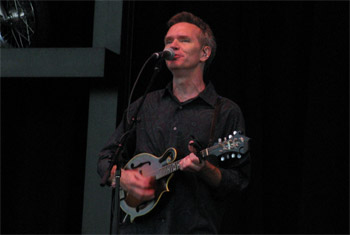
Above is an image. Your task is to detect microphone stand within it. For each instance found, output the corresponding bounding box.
[100,57,164,235]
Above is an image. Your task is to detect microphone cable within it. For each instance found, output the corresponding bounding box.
[126,53,159,125]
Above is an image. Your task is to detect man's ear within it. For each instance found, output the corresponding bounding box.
[200,46,211,62]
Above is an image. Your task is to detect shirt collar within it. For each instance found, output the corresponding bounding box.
[162,81,218,108]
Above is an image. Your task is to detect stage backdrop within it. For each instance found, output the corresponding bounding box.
[1,1,348,234]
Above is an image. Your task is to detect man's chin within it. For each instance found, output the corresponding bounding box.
[166,64,182,71]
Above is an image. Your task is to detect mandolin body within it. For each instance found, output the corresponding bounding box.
[119,148,177,222]
[118,131,249,222]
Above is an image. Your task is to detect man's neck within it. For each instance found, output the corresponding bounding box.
[172,69,206,103]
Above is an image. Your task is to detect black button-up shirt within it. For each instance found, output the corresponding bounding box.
[98,82,250,234]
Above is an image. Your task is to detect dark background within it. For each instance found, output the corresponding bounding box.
[1,1,349,234]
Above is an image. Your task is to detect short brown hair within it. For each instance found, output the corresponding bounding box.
[167,11,217,69]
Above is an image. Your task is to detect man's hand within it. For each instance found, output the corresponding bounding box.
[110,165,155,202]
[179,153,206,172]
[179,139,205,172]
[179,140,222,187]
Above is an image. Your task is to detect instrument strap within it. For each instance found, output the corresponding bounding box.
[208,97,222,147]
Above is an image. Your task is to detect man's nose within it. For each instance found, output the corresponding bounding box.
[169,39,179,49]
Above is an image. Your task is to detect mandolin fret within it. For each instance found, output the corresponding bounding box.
[156,160,180,180]
[155,143,228,180]
[200,145,219,158]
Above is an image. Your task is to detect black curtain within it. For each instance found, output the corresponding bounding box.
[1,78,90,233]
[120,1,349,233]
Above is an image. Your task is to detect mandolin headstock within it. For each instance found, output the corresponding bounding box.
[201,131,250,163]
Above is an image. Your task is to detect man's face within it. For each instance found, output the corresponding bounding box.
[164,22,206,71]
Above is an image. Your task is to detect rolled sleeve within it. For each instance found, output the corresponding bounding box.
[211,157,251,199]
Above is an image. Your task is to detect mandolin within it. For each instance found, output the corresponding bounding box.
[119,131,250,222]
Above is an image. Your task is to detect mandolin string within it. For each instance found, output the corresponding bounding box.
[142,159,181,178]
[140,144,224,178]
[142,147,212,178]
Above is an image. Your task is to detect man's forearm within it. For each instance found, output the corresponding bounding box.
[198,161,222,187]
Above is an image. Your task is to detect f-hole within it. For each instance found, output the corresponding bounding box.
[130,161,151,169]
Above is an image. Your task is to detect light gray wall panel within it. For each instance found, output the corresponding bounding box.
[93,0,123,54]
[82,86,118,234]
[1,48,106,77]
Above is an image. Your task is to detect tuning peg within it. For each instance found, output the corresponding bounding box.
[231,153,235,158]
[226,154,230,159]
[218,138,222,143]
[224,137,227,141]
[237,154,241,159]
[233,131,237,135]
[220,156,225,162]
[228,134,233,139]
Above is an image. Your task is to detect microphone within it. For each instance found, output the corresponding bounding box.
[153,48,175,60]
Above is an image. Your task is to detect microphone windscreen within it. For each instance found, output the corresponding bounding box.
[163,48,175,60]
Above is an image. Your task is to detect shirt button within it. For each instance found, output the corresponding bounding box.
[173,127,177,131]
[179,106,183,110]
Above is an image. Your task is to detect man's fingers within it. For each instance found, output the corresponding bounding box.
[130,188,155,201]
[188,140,197,153]
[180,154,205,172]
[133,172,156,189]
[109,165,117,187]
[121,170,156,202]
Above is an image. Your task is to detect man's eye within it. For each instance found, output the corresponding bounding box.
[165,40,172,44]
[180,39,190,42]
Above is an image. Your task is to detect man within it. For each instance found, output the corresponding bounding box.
[98,11,250,234]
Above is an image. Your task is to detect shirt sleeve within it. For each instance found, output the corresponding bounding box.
[210,98,251,198]
[97,110,136,179]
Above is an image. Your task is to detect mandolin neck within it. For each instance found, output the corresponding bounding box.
[155,150,209,180]
[155,159,181,180]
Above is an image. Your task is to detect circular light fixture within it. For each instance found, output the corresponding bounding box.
[0,0,36,48]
